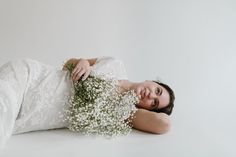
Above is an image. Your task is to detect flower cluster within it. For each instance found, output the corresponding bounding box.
[64,63,139,137]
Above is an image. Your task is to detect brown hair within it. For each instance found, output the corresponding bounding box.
[152,81,175,115]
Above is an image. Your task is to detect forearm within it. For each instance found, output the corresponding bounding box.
[131,109,171,134]
[62,58,97,70]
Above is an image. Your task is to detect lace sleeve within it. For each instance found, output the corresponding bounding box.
[90,56,128,80]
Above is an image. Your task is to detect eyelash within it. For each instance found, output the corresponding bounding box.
[155,88,160,95]
[151,88,160,109]
[152,99,157,107]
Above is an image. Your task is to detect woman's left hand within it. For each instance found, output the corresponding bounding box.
[71,59,91,82]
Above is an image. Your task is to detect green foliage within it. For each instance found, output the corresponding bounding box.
[64,63,139,137]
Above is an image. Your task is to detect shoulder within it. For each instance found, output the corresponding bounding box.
[91,56,128,80]
[94,56,126,71]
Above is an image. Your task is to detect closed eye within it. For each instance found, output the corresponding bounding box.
[151,99,159,110]
[155,87,163,95]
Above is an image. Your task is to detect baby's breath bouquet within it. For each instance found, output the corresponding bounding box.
[64,63,139,137]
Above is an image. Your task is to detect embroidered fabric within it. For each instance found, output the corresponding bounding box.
[12,59,73,134]
[0,56,128,148]
[91,56,128,80]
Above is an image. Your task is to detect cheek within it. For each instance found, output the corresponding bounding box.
[138,99,152,108]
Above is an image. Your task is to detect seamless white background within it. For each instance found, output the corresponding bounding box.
[0,0,236,157]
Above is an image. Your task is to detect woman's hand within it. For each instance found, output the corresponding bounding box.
[71,59,92,82]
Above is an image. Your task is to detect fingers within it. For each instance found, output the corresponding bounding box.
[71,67,81,79]
[71,67,81,81]
[74,69,86,81]
[71,59,91,82]
[72,68,91,82]
[82,69,91,81]
[72,67,81,76]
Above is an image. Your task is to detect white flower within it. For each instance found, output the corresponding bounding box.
[64,63,138,137]
[64,75,138,137]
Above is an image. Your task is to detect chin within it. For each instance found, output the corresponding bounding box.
[135,104,144,109]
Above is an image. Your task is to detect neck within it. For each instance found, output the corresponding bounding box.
[117,80,138,93]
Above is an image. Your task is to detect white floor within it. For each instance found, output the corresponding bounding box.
[1,120,235,157]
[0,0,236,156]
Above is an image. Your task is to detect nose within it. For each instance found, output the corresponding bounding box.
[148,91,158,99]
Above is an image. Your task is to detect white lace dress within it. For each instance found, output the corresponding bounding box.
[0,56,128,148]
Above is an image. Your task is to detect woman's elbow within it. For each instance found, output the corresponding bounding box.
[153,113,171,134]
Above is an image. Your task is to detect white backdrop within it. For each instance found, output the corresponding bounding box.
[1,0,236,156]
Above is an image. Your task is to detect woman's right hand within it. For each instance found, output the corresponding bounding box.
[71,59,92,82]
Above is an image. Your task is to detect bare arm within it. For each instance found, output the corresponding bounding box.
[131,109,171,134]
[62,58,97,70]
[62,57,98,81]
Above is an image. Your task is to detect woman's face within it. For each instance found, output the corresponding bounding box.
[134,81,170,111]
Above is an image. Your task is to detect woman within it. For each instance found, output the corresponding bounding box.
[0,56,175,148]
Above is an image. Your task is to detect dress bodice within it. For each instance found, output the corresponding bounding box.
[12,57,128,134]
